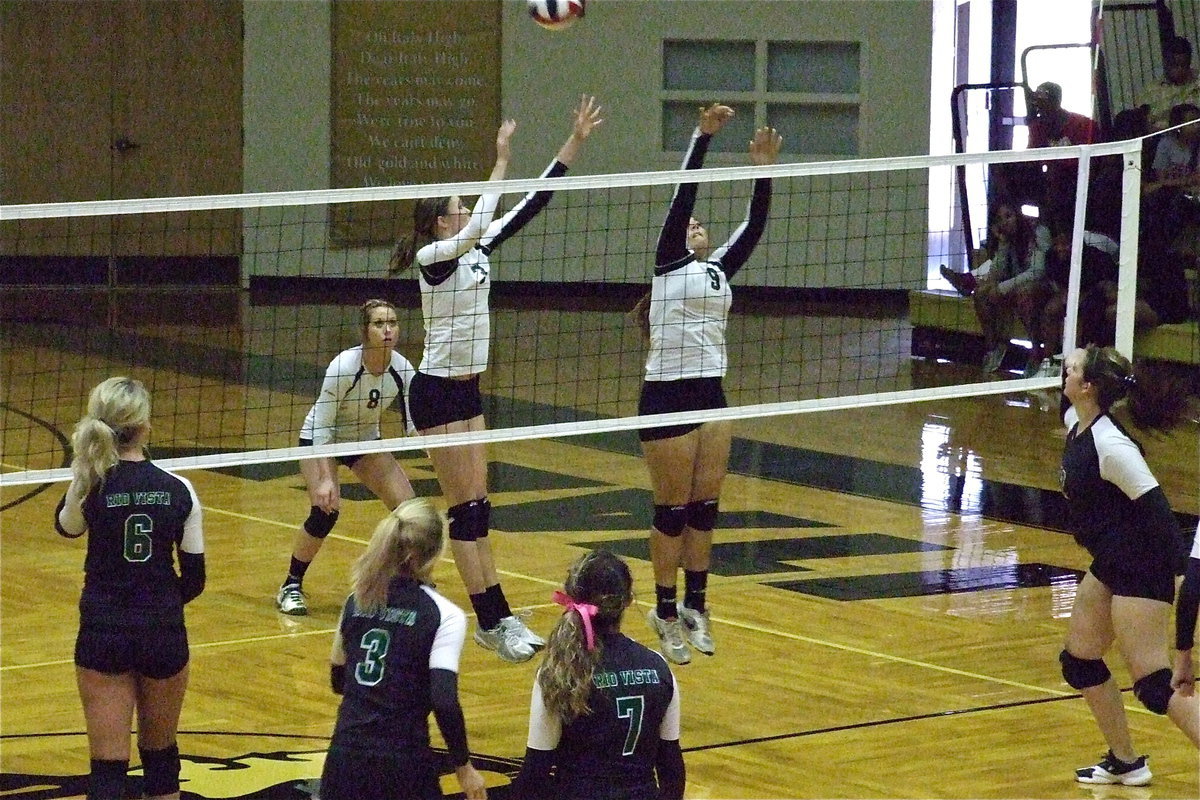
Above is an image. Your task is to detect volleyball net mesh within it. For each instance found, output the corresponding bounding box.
[0,138,1145,486]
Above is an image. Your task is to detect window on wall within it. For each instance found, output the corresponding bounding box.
[662,39,861,155]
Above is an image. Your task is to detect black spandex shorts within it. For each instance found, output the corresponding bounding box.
[409,372,483,430]
[638,377,727,442]
[75,623,189,680]
[298,438,366,469]
[1089,535,1178,603]
[320,745,441,800]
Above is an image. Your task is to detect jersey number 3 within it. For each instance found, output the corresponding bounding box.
[355,628,391,686]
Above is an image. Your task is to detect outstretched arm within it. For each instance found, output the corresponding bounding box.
[711,126,781,279]
[480,99,602,255]
[655,104,734,269]
[417,121,515,266]
[555,94,603,167]
[1175,527,1200,695]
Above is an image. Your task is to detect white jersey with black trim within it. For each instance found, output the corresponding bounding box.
[645,259,732,381]
[418,246,494,378]
[644,128,771,382]
[300,346,416,445]
[417,160,569,377]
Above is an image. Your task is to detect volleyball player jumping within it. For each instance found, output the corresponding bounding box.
[390,96,603,663]
[637,104,781,664]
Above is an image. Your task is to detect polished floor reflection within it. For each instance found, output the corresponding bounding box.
[2,306,1197,799]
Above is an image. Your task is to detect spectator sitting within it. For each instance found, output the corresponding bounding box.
[1136,36,1200,133]
[1085,106,1152,240]
[1138,102,1200,327]
[1145,102,1200,198]
[973,200,1052,373]
[1027,81,1096,231]
[1039,223,1122,358]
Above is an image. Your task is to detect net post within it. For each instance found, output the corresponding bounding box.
[1114,144,1143,359]
[1063,147,1093,356]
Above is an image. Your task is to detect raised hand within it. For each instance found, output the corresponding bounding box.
[558,96,603,166]
[698,103,735,135]
[572,94,604,140]
[749,126,782,166]
[495,119,517,163]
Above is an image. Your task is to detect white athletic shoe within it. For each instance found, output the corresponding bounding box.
[474,616,537,663]
[276,583,308,616]
[647,609,691,665]
[677,604,715,655]
[1075,751,1152,786]
[507,612,546,650]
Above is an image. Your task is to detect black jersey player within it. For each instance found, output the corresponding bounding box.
[321,498,486,800]
[513,550,684,800]
[1058,346,1198,785]
[56,376,206,800]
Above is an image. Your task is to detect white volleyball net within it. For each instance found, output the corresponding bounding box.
[1,137,1150,486]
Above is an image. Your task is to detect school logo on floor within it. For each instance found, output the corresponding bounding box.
[0,742,520,799]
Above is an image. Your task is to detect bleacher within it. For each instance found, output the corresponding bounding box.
[909,282,1200,366]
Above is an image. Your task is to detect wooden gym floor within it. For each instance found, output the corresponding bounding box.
[1,299,1197,799]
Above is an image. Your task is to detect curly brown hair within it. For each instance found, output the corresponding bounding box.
[537,550,634,721]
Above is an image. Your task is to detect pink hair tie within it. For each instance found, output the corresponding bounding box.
[552,590,599,651]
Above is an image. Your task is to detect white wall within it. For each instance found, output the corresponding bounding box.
[241,0,935,289]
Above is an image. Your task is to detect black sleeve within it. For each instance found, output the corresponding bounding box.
[510,746,557,800]
[715,176,772,280]
[178,551,206,604]
[1178,557,1200,651]
[479,160,569,256]
[429,668,470,767]
[655,132,712,270]
[655,738,685,800]
[330,663,345,695]
[1132,487,1186,571]
[53,494,84,538]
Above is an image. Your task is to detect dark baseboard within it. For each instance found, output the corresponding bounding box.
[0,255,239,286]
[0,286,242,325]
[248,276,908,315]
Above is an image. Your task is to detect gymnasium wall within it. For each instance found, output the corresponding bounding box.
[241,0,934,290]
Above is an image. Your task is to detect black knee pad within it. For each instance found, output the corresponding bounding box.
[686,499,719,532]
[303,505,339,538]
[88,758,128,800]
[139,743,180,797]
[448,498,489,542]
[653,504,687,537]
[1133,668,1174,715]
[1059,649,1111,690]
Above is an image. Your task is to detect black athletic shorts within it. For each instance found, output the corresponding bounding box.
[75,623,189,679]
[320,745,442,800]
[297,438,367,469]
[638,377,727,442]
[409,372,483,430]
[1089,534,1178,603]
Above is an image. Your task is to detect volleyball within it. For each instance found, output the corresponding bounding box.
[527,0,585,30]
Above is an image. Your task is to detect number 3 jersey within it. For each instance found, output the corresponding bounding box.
[74,460,203,627]
[331,579,467,754]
